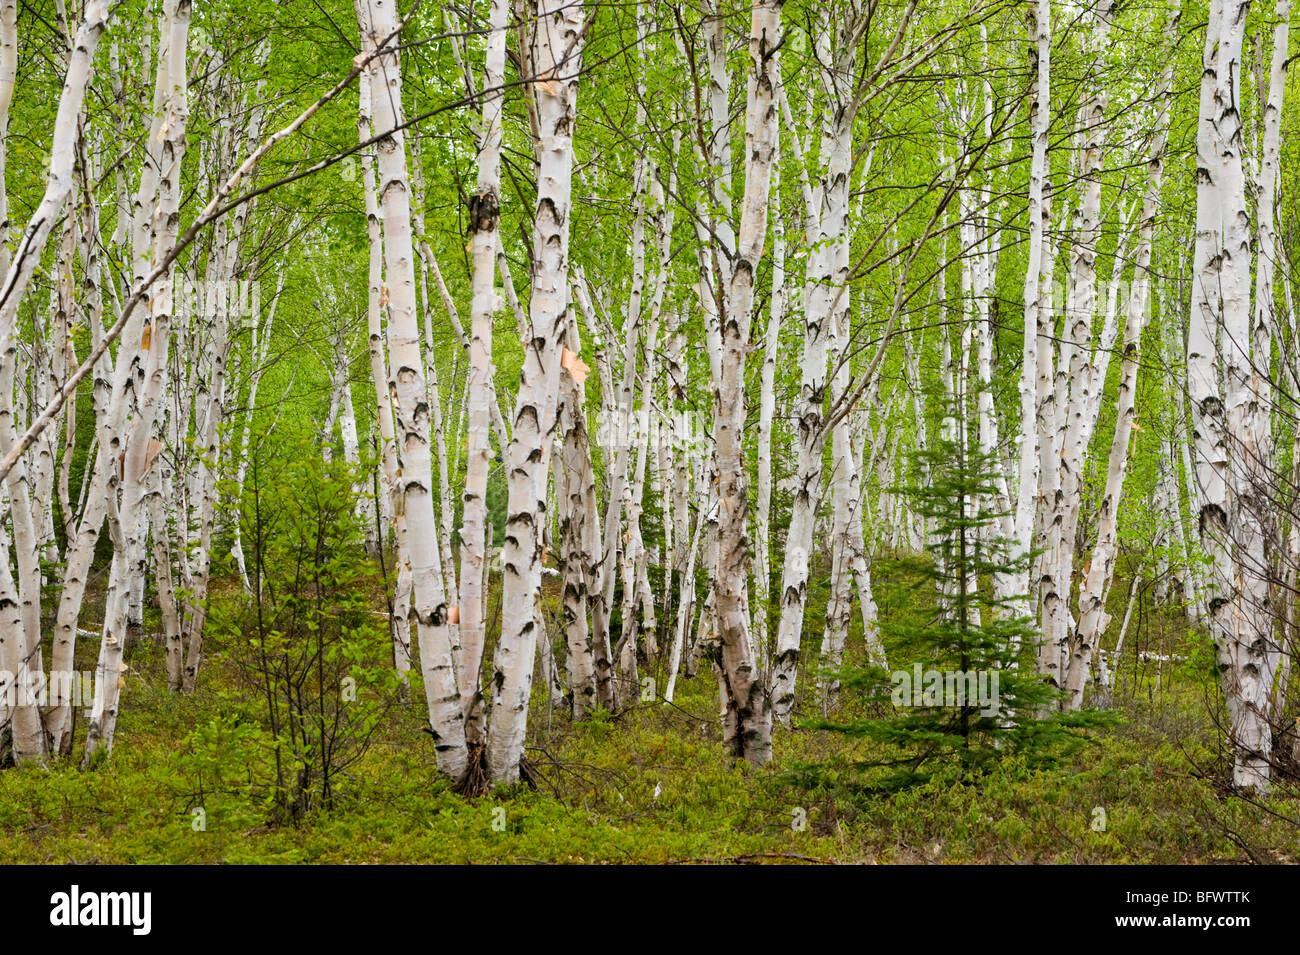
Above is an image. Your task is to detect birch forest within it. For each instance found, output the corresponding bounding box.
[1,0,1300,867]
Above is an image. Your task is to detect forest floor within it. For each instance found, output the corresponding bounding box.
[1,573,1298,864]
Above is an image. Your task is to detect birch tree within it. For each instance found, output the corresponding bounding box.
[1188,0,1280,791]
[708,0,783,766]
[457,0,509,748]
[356,0,468,781]
[485,0,586,785]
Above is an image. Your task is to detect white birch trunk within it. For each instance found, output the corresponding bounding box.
[357,0,468,780]
[770,11,861,723]
[710,0,782,765]
[1190,0,1279,791]
[85,0,189,764]
[1067,0,1176,708]
[753,140,784,666]
[485,0,585,784]
[455,0,508,749]
[1009,0,1051,619]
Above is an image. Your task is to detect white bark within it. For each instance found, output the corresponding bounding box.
[770,9,863,724]
[229,273,283,593]
[485,0,585,784]
[1009,0,1051,619]
[0,0,14,277]
[753,139,784,666]
[1041,2,1113,687]
[357,0,468,780]
[711,0,782,765]
[356,61,409,687]
[555,315,602,719]
[456,0,508,749]
[85,0,189,764]
[1067,0,1176,709]
[1190,0,1279,791]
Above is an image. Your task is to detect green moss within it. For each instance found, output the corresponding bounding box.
[0,652,1295,863]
